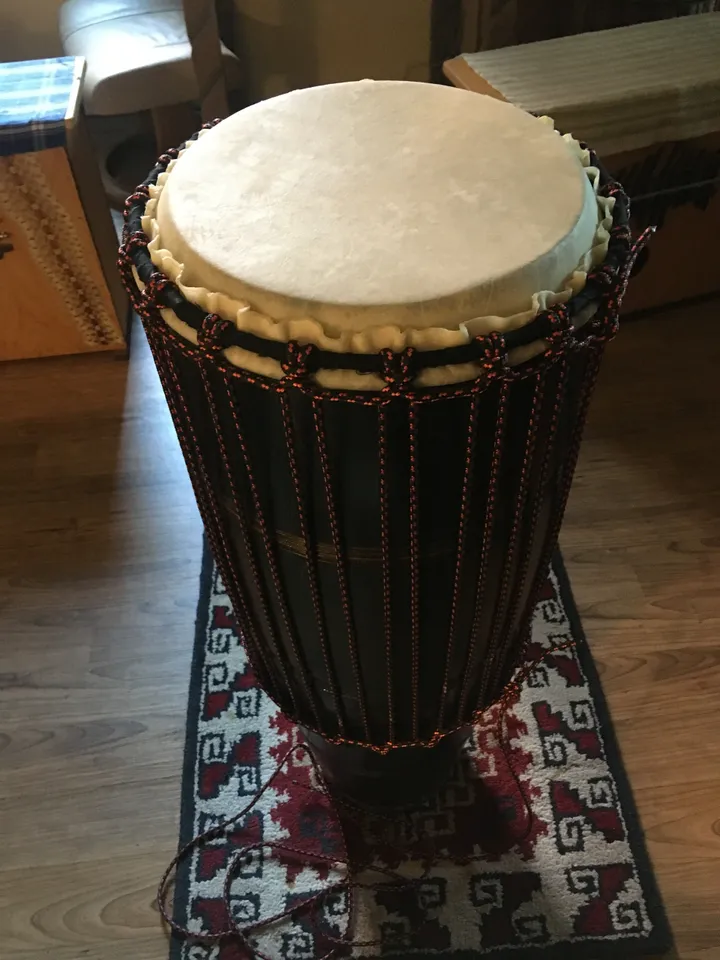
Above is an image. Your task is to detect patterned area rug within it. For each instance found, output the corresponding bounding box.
[168,552,670,960]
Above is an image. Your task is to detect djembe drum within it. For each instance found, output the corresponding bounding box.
[120,81,641,807]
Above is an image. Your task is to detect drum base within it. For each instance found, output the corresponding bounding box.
[300,727,472,809]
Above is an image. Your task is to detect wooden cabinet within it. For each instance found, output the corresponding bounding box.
[0,58,127,361]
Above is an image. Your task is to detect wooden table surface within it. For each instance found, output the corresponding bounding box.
[0,305,718,959]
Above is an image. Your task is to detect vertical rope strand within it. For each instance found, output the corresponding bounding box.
[457,381,509,724]
[437,393,480,731]
[313,399,371,743]
[491,358,568,694]
[378,404,394,744]
[147,328,283,704]
[280,392,347,737]
[476,371,546,708]
[222,375,321,728]
[408,401,421,741]
[521,345,605,640]
[199,365,288,697]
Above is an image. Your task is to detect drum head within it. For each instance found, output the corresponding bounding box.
[151,81,600,332]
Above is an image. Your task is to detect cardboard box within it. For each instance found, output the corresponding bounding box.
[444,14,720,314]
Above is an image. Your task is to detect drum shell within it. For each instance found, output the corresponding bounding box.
[159,339,597,747]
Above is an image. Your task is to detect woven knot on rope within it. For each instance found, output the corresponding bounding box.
[157,146,180,167]
[117,234,152,314]
[585,273,623,344]
[202,118,224,130]
[603,180,625,202]
[116,245,135,284]
[281,341,315,381]
[588,262,619,290]
[477,332,509,375]
[610,223,632,248]
[381,347,416,391]
[198,314,234,355]
[592,306,621,344]
[120,229,149,258]
[138,271,176,320]
[543,303,572,356]
[591,225,657,345]
[123,184,150,219]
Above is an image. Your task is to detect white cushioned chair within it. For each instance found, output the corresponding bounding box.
[59,0,242,203]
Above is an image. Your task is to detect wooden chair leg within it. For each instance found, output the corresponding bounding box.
[151,102,199,154]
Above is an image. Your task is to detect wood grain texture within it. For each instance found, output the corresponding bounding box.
[65,112,130,336]
[561,299,720,960]
[0,147,125,361]
[0,326,201,958]
[1,305,719,958]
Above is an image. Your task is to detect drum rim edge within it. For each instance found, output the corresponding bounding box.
[119,126,636,395]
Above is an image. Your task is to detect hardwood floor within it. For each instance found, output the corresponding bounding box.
[1,304,719,959]
[562,299,720,959]
[0,326,202,960]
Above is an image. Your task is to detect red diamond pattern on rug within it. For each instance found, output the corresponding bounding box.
[169,555,670,960]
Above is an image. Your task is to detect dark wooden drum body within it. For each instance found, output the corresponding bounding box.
[121,144,644,806]
[189,351,590,744]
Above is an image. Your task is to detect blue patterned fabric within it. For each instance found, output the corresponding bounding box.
[0,57,82,157]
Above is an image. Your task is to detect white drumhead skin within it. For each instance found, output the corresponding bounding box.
[153,80,600,333]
